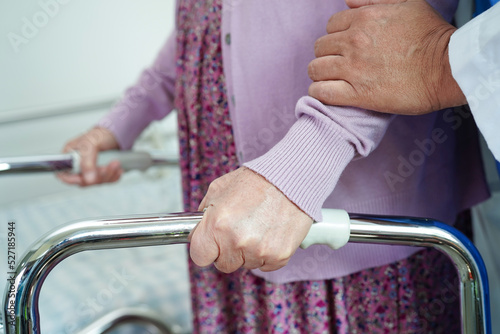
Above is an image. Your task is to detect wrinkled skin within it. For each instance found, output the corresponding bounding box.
[308,0,466,115]
[189,167,313,273]
[58,127,122,186]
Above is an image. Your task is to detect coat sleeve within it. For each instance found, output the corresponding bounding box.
[449,3,500,161]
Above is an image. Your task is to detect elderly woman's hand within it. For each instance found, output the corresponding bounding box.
[57,127,123,186]
[189,166,313,273]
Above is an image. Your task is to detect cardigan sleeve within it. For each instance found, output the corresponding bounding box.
[97,31,177,150]
[244,97,394,222]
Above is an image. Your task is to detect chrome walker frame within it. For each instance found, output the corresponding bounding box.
[0,211,491,334]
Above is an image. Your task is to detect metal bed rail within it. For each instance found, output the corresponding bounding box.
[1,210,491,334]
[0,151,178,175]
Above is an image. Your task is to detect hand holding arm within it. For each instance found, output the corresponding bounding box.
[308,0,466,115]
[57,127,122,186]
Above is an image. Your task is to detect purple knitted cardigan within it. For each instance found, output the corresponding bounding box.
[98,0,489,283]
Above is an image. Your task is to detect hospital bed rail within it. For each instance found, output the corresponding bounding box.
[0,150,178,175]
[1,209,491,334]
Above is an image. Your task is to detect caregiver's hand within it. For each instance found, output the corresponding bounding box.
[58,127,123,186]
[190,166,313,274]
[308,0,466,115]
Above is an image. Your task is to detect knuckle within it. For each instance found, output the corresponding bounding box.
[308,83,318,99]
[85,129,102,145]
[208,177,225,192]
[64,139,78,149]
[260,248,292,267]
[358,7,385,25]
[358,6,375,20]
[314,39,322,57]
[307,61,318,80]
[314,82,334,104]
[214,257,238,273]
[326,12,340,32]
[314,36,329,57]
[78,141,95,154]
[349,30,371,48]
[218,265,234,274]
[327,14,335,26]
[235,234,259,252]
[264,257,289,271]
[207,179,222,194]
[277,247,294,263]
[208,215,232,237]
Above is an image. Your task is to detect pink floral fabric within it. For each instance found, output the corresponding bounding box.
[174,0,461,332]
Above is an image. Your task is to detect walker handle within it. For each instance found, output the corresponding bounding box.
[300,209,350,250]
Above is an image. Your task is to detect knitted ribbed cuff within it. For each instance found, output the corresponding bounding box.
[244,115,355,222]
[96,97,169,150]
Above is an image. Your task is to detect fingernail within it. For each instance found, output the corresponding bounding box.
[84,171,97,183]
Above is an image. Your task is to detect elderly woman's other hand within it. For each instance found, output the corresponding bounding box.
[58,127,123,186]
[189,166,313,273]
[308,0,466,115]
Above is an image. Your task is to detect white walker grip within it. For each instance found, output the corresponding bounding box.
[70,150,81,174]
[300,209,350,250]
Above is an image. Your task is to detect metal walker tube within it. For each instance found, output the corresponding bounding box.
[1,212,491,334]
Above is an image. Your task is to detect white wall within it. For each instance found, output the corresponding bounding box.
[0,0,175,118]
[0,0,177,206]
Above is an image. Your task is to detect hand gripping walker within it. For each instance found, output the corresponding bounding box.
[1,209,491,334]
[0,151,491,333]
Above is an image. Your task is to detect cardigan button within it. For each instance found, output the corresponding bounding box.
[225,33,231,45]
